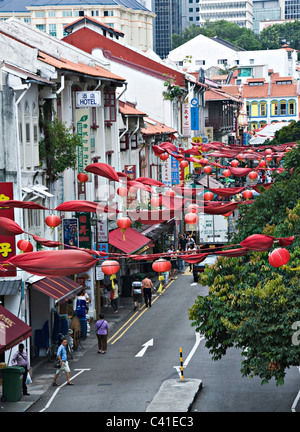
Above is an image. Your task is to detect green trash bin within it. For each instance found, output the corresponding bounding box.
[1,366,25,402]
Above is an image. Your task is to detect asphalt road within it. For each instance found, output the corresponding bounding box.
[27,272,300,413]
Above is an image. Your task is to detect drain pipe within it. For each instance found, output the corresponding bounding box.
[56,75,65,95]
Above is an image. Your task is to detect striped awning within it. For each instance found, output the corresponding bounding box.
[28,276,82,304]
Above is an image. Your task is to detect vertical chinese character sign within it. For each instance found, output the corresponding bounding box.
[182,103,191,137]
[0,183,16,276]
[171,153,180,185]
[75,212,91,249]
[76,109,90,178]
[125,165,137,207]
[161,158,172,187]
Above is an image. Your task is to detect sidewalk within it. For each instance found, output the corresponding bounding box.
[0,269,200,413]
[0,294,137,413]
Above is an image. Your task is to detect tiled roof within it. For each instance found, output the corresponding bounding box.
[63,27,187,86]
[38,51,126,82]
[242,83,269,98]
[2,0,150,12]
[119,100,146,116]
[205,87,242,103]
[141,117,177,135]
[64,16,124,36]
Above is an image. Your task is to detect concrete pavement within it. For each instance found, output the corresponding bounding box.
[0,268,202,412]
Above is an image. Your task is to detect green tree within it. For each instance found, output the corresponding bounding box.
[39,114,82,184]
[171,21,262,51]
[189,135,300,385]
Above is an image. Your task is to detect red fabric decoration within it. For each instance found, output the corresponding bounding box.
[32,235,61,248]
[209,187,245,197]
[135,177,165,186]
[160,141,178,153]
[240,234,274,250]
[228,167,253,177]
[217,247,250,257]
[7,250,97,276]
[127,181,152,192]
[85,162,119,182]
[0,200,48,210]
[181,253,208,263]
[204,202,238,215]
[55,200,119,214]
[276,236,294,247]
[0,217,24,236]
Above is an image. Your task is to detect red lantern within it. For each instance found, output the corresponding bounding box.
[203,166,212,174]
[268,248,290,267]
[222,169,231,178]
[152,259,171,273]
[187,204,200,213]
[265,148,273,154]
[200,158,208,166]
[266,156,273,161]
[77,173,88,183]
[101,260,120,275]
[184,212,199,225]
[204,192,214,201]
[231,159,239,167]
[117,186,128,197]
[150,195,162,207]
[17,239,33,253]
[201,145,208,152]
[179,160,188,168]
[248,171,258,181]
[258,160,266,168]
[117,216,131,240]
[242,190,253,200]
[45,215,61,234]
[160,154,169,161]
[165,190,175,197]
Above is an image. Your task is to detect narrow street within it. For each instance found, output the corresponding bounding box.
[26,271,300,413]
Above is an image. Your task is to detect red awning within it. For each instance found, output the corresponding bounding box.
[0,305,32,354]
[109,227,152,254]
[29,276,82,304]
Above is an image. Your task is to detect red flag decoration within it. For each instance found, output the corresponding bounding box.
[7,249,97,277]
[276,236,294,247]
[135,177,165,186]
[209,187,245,198]
[0,217,24,236]
[0,200,48,210]
[228,167,253,177]
[32,235,61,248]
[85,162,119,182]
[55,200,119,214]
[240,234,275,250]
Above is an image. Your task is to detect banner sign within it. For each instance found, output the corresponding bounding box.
[76,212,92,249]
[182,103,191,136]
[0,182,16,277]
[76,109,91,178]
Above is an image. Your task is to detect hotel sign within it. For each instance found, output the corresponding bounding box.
[76,91,101,108]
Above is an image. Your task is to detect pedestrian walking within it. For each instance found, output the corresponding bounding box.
[177,243,185,273]
[142,274,154,308]
[132,278,143,311]
[52,338,74,386]
[110,279,119,313]
[11,343,30,395]
[168,244,177,280]
[95,314,109,354]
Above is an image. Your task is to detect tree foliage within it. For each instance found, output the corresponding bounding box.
[171,20,300,54]
[189,125,300,385]
[39,116,82,184]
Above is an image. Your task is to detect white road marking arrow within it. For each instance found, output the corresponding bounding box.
[135,338,154,357]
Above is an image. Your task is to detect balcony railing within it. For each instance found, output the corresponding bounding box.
[205,117,233,131]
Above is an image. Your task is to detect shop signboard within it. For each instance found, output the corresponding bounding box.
[76,109,91,180]
[0,182,16,276]
[75,212,92,249]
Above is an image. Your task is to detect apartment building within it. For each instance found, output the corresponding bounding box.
[199,0,253,29]
[0,0,155,51]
